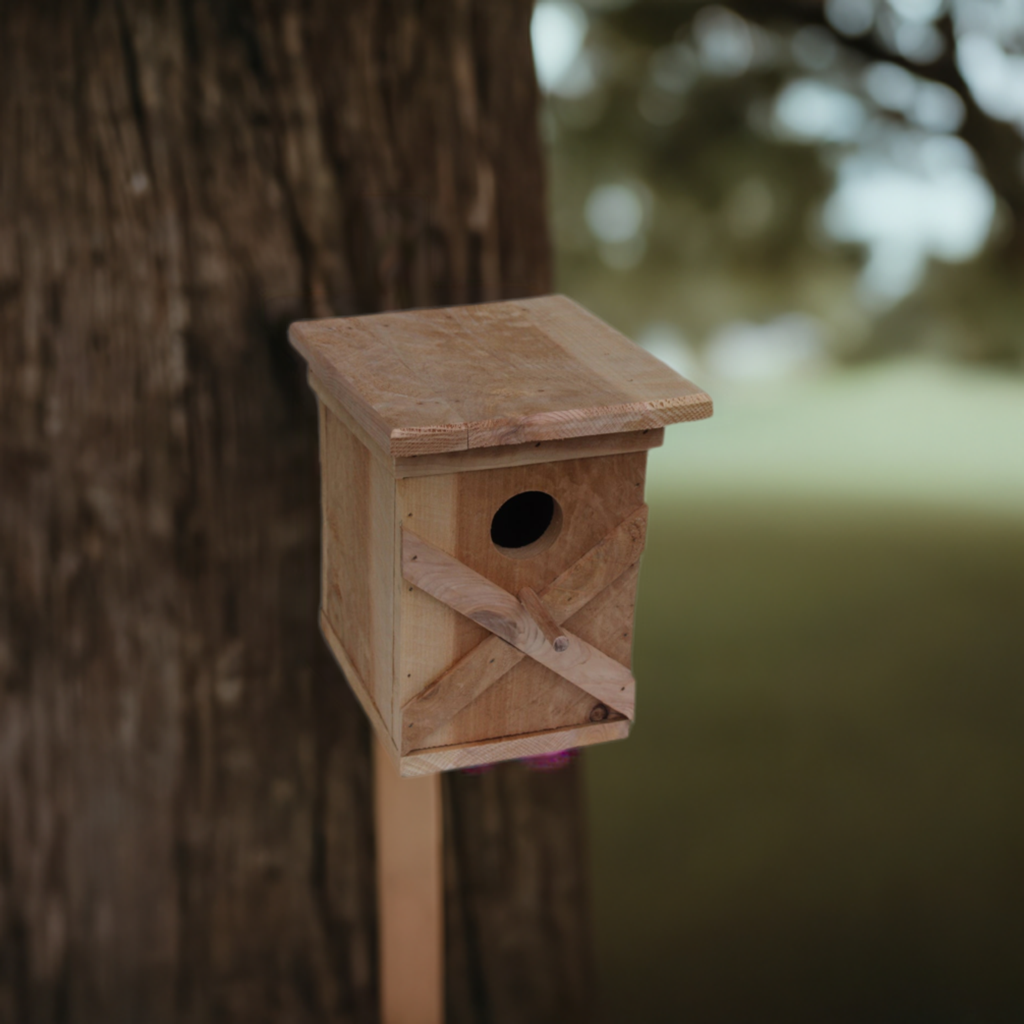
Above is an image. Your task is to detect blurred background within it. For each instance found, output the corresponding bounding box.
[528,0,1024,1020]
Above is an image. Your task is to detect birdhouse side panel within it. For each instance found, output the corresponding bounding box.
[397,451,648,753]
[319,401,397,734]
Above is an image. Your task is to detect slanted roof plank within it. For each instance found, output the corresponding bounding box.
[289,295,712,457]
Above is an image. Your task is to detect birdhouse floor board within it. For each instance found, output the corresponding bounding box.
[293,295,711,456]
[313,373,664,478]
[399,719,631,778]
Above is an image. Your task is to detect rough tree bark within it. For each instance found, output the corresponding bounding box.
[0,2,593,1022]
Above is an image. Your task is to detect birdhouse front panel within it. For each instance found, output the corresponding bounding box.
[290,296,712,776]
[395,451,649,755]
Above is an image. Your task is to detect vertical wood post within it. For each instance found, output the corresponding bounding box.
[373,738,444,1024]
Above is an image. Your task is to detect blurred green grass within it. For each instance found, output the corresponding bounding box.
[586,364,1024,1023]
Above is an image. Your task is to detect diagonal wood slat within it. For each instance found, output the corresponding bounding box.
[400,506,647,752]
[402,533,636,719]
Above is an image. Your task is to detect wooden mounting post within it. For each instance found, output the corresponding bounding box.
[373,736,444,1024]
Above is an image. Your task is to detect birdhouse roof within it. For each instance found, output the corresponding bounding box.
[289,295,712,457]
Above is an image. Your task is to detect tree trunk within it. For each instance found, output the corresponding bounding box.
[0,2,593,1022]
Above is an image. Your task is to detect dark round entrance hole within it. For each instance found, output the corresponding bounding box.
[490,490,562,558]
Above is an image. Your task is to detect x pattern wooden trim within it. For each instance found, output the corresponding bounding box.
[400,505,648,754]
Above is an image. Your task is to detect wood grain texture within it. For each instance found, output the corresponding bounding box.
[0,1,593,1021]
[321,402,374,695]
[560,563,642,719]
[313,369,665,479]
[394,428,664,478]
[400,507,648,753]
[402,636,524,755]
[430,569,639,755]
[320,402,396,728]
[311,368,667,479]
[402,720,630,777]
[321,613,400,766]
[394,473,474,744]
[312,372,394,475]
[374,739,444,1024]
[398,454,648,752]
[403,530,637,718]
[290,296,713,456]
[518,587,569,651]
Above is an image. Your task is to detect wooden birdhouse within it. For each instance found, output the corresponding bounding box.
[289,296,712,777]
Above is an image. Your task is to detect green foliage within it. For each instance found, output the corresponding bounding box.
[542,0,1024,368]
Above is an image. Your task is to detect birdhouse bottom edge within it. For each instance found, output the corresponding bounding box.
[320,611,632,777]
